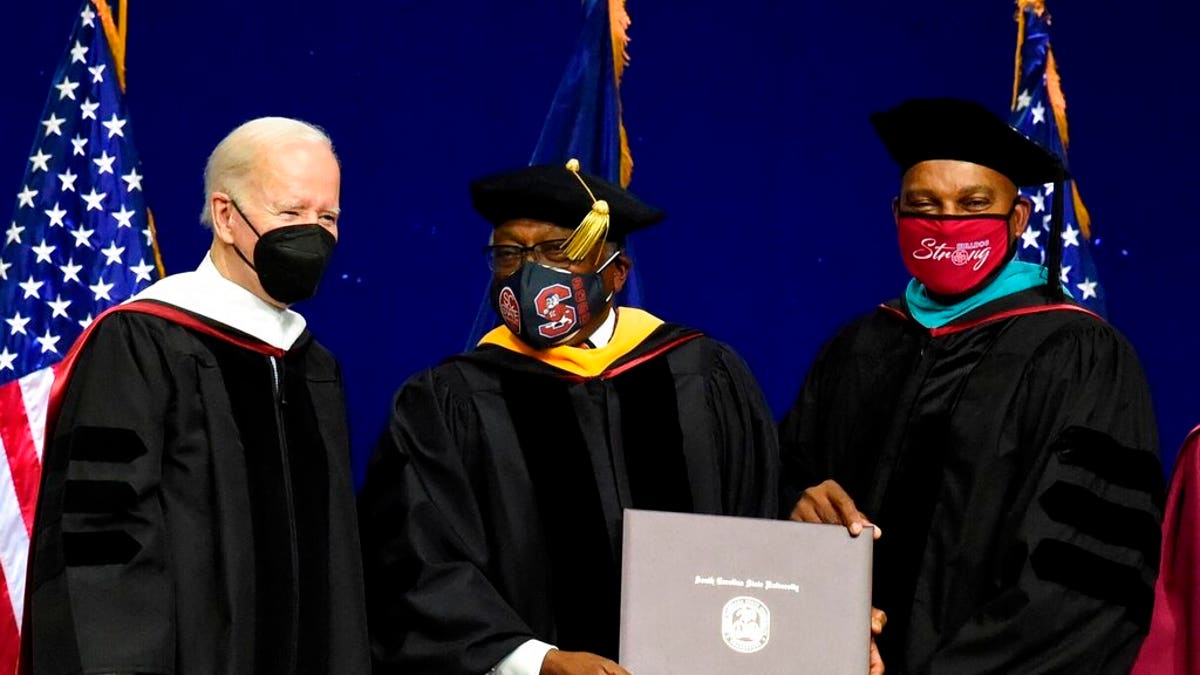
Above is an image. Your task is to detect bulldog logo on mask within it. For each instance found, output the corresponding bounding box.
[533,283,578,340]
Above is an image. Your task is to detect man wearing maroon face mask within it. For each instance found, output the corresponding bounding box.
[780,98,1163,674]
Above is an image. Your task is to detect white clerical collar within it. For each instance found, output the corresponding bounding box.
[584,306,618,349]
[130,253,307,350]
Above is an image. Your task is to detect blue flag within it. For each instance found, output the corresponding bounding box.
[1009,0,1106,315]
[530,0,632,188]
[467,0,639,348]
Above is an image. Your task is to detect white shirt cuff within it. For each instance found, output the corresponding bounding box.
[489,639,556,675]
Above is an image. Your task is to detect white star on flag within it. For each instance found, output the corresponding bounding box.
[78,314,94,330]
[1016,89,1032,110]
[93,150,116,175]
[46,295,72,319]
[80,98,99,121]
[81,6,96,26]
[5,313,30,336]
[1031,103,1046,125]
[1030,192,1045,213]
[0,348,15,372]
[57,169,78,192]
[19,276,44,299]
[70,40,88,63]
[1060,265,1073,285]
[5,222,23,244]
[122,169,143,192]
[17,186,38,208]
[111,206,136,228]
[89,278,115,301]
[88,64,106,83]
[1020,226,1042,249]
[59,259,83,283]
[1061,223,1081,248]
[45,202,68,227]
[41,113,66,137]
[81,188,107,211]
[29,150,52,173]
[54,77,80,101]
[130,259,155,282]
[31,240,56,264]
[100,242,126,266]
[35,329,61,354]
[0,259,10,280]
[1076,279,1098,300]
[101,114,127,139]
[70,225,95,248]
[70,134,88,156]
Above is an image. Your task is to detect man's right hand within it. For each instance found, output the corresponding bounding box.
[790,479,881,539]
[541,649,631,675]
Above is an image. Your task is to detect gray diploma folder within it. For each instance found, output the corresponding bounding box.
[619,509,873,674]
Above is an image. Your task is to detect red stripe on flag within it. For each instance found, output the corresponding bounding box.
[0,554,20,672]
[0,380,42,536]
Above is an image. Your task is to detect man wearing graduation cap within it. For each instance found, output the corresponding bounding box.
[781,98,1163,673]
[359,161,779,674]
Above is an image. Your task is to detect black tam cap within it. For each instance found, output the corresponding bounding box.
[470,162,665,248]
[870,98,1065,187]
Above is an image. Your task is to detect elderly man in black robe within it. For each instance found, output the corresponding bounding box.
[359,162,779,675]
[25,117,369,674]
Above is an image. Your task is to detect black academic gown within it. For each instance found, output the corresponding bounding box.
[25,302,370,675]
[780,287,1163,674]
[359,321,779,674]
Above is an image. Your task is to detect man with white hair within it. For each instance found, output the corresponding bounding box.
[24,117,369,674]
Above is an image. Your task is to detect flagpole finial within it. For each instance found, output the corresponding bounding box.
[561,159,612,264]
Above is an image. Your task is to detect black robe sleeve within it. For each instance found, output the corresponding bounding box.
[358,367,532,674]
[705,343,780,518]
[778,339,831,516]
[925,320,1162,673]
[778,316,901,517]
[29,313,177,674]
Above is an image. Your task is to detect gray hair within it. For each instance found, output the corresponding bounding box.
[199,116,334,228]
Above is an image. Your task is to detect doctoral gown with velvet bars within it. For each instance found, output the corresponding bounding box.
[24,303,370,675]
[780,287,1163,675]
[359,320,779,674]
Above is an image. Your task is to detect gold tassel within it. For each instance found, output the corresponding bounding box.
[561,159,611,264]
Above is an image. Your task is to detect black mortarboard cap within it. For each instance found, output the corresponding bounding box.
[870,98,1065,187]
[470,162,665,252]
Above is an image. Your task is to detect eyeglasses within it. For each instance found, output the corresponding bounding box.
[483,239,572,272]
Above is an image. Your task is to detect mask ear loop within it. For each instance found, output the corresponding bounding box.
[228,199,263,271]
[597,247,622,272]
[596,248,623,304]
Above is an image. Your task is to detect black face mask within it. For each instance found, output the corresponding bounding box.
[231,201,336,305]
[490,249,619,350]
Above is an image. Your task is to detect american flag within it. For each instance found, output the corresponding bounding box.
[1009,0,1106,315]
[0,1,160,662]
